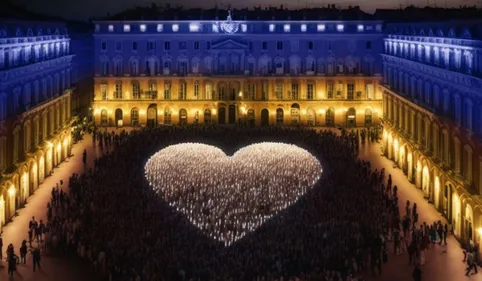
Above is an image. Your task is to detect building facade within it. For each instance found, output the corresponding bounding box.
[380,21,482,247]
[92,16,384,128]
[0,21,75,230]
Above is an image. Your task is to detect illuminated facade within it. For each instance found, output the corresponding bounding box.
[0,21,74,230]
[381,21,482,246]
[92,16,383,127]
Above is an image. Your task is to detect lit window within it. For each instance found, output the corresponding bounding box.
[317,24,325,32]
[241,24,247,32]
[189,23,200,32]
[357,24,364,32]
[140,24,146,32]
[108,25,114,32]
[284,24,290,32]
[123,25,130,32]
[269,24,275,32]
[172,24,179,32]
[157,24,163,32]
[301,24,307,32]
[336,24,344,32]
[212,24,219,33]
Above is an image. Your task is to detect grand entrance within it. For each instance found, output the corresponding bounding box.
[147,104,157,128]
[218,107,226,124]
[115,108,123,127]
[261,109,269,126]
[247,109,255,127]
[228,105,236,124]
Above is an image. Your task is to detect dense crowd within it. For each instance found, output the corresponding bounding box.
[44,126,396,281]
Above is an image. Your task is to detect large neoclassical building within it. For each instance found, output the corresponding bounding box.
[381,21,482,246]
[92,14,384,127]
[0,21,74,230]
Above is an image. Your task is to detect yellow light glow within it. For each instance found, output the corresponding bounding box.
[158,110,164,115]
[139,109,146,115]
[108,110,113,115]
[94,109,100,115]
[238,91,243,97]
[57,143,61,152]
[8,186,15,197]
[47,141,53,148]
[301,109,307,115]
[318,109,326,114]
[63,138,68,147]
[478,228,482,236]
[212,109,217,115]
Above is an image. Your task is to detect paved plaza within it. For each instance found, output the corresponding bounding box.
[0,131,480,280]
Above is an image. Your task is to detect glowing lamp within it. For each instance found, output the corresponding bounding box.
[8,186,15,197]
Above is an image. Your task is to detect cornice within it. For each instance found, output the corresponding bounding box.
[0,55,75,84]
[381,54,482,95]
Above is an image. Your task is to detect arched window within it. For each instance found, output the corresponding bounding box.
[179,108,187,124]
[365,108,372,126]
[346,108,356,127]
[326,108,335,126]
[205,83,212,100]
[276,108,284,126]
[131,108,139,126]
[100,109,108,126]
[129,58,139,76]
[204,109,211,124]
[164,107,171,125]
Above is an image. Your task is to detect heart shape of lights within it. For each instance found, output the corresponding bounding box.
[144,142,322,246]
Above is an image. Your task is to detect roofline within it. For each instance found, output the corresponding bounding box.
[0,18,67,26]
[93,20,384,24]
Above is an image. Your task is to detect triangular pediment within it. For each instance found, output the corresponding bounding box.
[211,39,247,50]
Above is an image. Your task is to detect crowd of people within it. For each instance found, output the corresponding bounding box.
[39,125,397,281]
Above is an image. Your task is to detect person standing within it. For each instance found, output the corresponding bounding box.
[20,240,27,264]
[31,246,41,272]
[82,149,87,165]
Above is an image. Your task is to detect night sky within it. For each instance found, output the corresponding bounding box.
[14,0,478,20]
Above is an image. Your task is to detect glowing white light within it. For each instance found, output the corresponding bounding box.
[189,23,201,32]
[317,24,325,32]
[144,142,322,246]
[157,24,163,32]
[269,24,275,32]
[108,25,114,32]
[357,24,364,32]
[336,24,344,32]
[172,24,179,32]
[212,24,219,33]
[140,24,146,32]
[241,24,247,32]
[123,24,130,32]
[301,24,307,32]
[284,24,290,32]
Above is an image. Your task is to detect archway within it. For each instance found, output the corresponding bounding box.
[326,108,335,126]
[261,109,269,126]
[443,183,454,221]
[20,170,29,207]
[218,107,226,124]
[407,152,413,182]
[100,109,108,126]
[434,176,441,209]
[204,109,211,124]
[7,184,16,220]
[399,145,405,171]
[422,165,430,198]
[346,108,356,127]
[393,139,399,163]
[465,204,474,242]
[164,107,172,125]
[276,108,284,126]
[38,154,45,183]
[228,104,236,124]
[0,195,5,231]
[147,104,157,127]
[290,103,300,126]
[29,161,38,193]
[179,108,188,125]
[131,108,139,126]
[247,109,255,127]
[307,108,316,126]
[115,108,123,127]
[45,147,52,176]
[453,192,461,236]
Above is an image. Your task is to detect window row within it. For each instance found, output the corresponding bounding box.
[99,55,376,76]
[0,41,70,69]
[385,40,478,76]
[98,80,376,101]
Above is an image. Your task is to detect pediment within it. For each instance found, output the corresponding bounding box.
[211,39,247,50]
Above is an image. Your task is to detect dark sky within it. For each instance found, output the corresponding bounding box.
[14,0,478,20]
